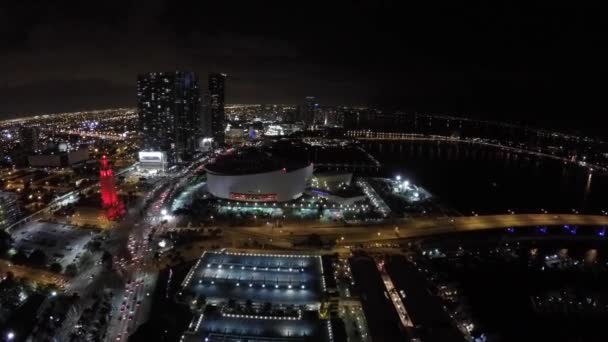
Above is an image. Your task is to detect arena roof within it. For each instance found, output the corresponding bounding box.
[205,148,310,175]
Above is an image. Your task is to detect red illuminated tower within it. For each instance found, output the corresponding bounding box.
[99,155,124,220]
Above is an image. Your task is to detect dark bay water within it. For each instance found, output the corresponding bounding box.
[364,140,608,215]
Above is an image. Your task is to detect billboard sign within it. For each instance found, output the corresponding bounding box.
[138,151,165,163]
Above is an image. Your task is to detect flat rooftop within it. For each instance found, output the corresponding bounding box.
[184,251,325,305]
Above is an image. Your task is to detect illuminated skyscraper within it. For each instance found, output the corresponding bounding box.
[208,73,227,144]
[137,71,201,162]
[200,91,213,138]
[298,96,319,126]
[19,126,40,152]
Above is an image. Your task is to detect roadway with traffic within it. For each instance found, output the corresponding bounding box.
[105,156,210,341]
[104,176,175,341]
[228,213,608,246]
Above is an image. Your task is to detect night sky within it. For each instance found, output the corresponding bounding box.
[1,1,607,136]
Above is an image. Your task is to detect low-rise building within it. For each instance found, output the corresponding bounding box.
[28,147,89,167]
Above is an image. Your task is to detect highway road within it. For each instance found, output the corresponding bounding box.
[229,214,608,245]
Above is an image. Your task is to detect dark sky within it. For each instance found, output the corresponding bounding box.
[1,1,607,136]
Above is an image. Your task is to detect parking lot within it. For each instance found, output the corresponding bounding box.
[11,221,97,269]
[181,250,330,342]
[201,313,322,341]
[188,251,324,306]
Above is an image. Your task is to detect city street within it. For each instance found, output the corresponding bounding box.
[103,182,172,341]
[104,157,209,341]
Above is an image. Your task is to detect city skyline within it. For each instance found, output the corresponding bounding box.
[2,3,608,342]
[1,2,607,137]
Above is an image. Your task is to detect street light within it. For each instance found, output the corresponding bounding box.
[6,331,15,341]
